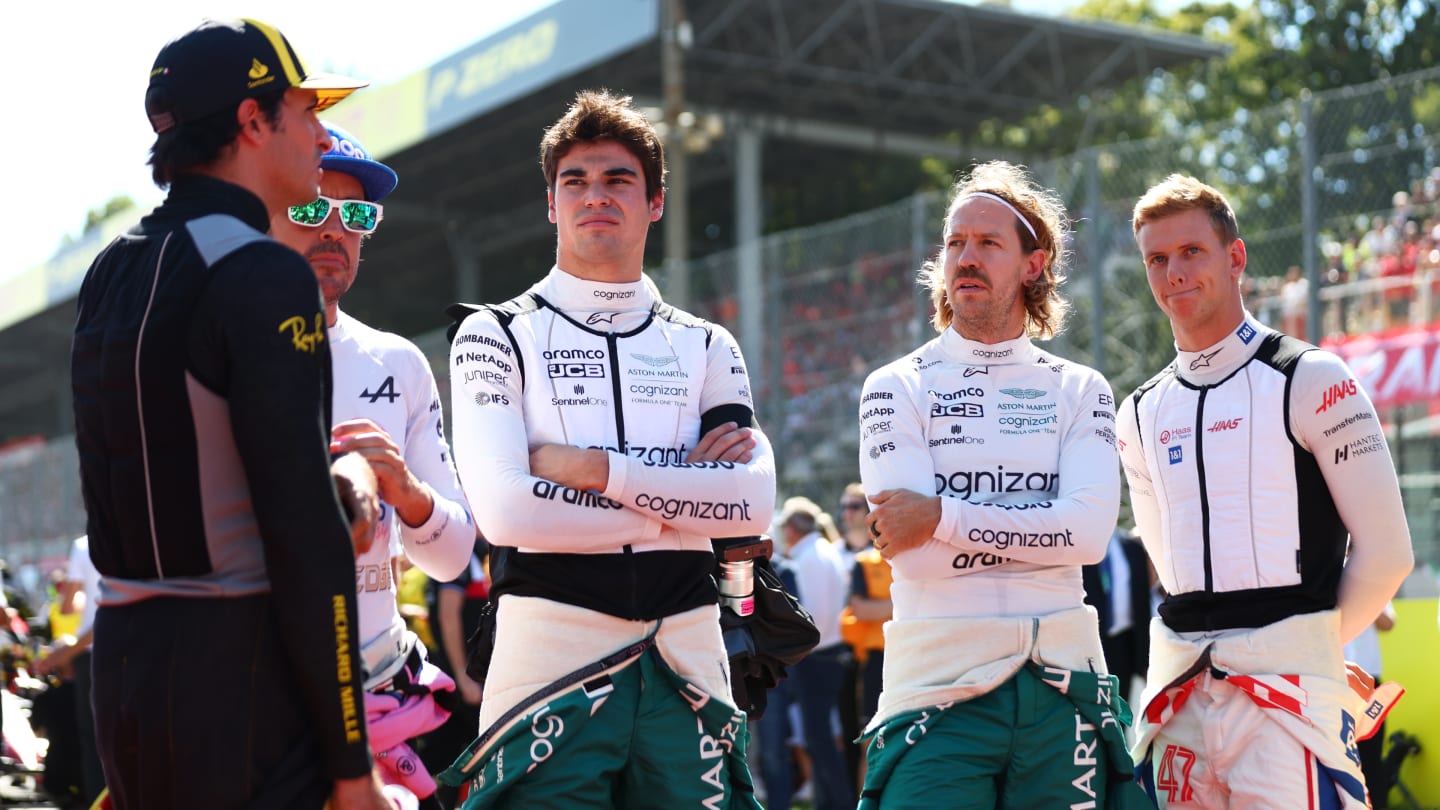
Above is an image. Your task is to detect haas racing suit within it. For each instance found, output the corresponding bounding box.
[857,329,1147,810]
[1117,314,1413,808]
[443,267,775,809]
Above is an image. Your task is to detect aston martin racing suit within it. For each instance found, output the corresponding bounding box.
[857,329,1140,809]
[1117,313,1413,808]
[445,267,774,808]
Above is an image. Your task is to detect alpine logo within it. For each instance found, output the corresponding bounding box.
[361,376,400,403]
[1206,418,1244,432]
[1315,379,1359,414]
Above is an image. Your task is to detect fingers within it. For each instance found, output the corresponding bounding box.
[685,423,755,464]
[869,489,897,504]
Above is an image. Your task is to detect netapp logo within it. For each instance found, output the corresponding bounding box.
[861,407,896,421]
[456,351,513,373]
[542,348,605,360]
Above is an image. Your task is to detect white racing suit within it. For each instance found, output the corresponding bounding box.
[1117,314,1413,808]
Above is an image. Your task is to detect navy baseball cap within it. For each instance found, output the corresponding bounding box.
[320,123,398,203]
[146,18,367,134]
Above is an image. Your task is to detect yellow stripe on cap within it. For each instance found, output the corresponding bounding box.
[242,17,306,88]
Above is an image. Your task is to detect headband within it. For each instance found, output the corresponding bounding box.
[960,191,1038,241]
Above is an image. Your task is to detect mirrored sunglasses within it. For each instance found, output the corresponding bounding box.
[287,196,383,234]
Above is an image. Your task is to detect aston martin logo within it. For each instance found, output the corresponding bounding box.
[631,353,678,367]
[999,388,1045,399]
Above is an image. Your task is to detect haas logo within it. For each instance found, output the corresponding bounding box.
[1315,379,1359,414]
[1206,418,1244,433]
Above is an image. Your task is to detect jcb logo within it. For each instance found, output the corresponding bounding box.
[1206,418,1243,433]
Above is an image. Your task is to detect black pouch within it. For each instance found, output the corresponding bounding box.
[464,598,498,684]
[713,537,820,719]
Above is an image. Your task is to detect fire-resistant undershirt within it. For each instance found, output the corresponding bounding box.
[448,267,776,620]
[858,329,1121,621]
[329,310,473,677]
[1116,313,1412,643]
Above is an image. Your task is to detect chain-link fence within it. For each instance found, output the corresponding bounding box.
[5,67,1440,573]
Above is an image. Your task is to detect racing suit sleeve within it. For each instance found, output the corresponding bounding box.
[859,366,1118,573]
[1116,391,1165,591]
[450,311,667,552]
[203,245,370,780]
[1290,350,1414,644]
[395,342,474,582]
[601,324,776,537]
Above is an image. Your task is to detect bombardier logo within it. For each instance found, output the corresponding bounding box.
[1315,379,1359,414]
[1206,418,1243,432]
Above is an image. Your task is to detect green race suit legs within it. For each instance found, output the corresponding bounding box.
[441,645,758,810]
[861,666,1147,810]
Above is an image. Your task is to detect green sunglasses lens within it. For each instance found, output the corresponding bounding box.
[289,198,331,225]
[339,201,379,232]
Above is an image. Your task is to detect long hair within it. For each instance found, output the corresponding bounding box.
[922,161,1071,339]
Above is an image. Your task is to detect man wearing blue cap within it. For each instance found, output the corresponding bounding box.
[72,18,393,810]
[271,123,478,810]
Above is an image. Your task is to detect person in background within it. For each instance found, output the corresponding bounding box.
[757,496,855,810]
[837,482,890,791]
[1081,526,1151,704]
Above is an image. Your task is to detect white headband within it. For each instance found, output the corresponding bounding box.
[960,191,1038,241]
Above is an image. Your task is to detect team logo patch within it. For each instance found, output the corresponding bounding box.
[278,313,325,353]
[1167,446,1183,465]
[1237,322,1257,344]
